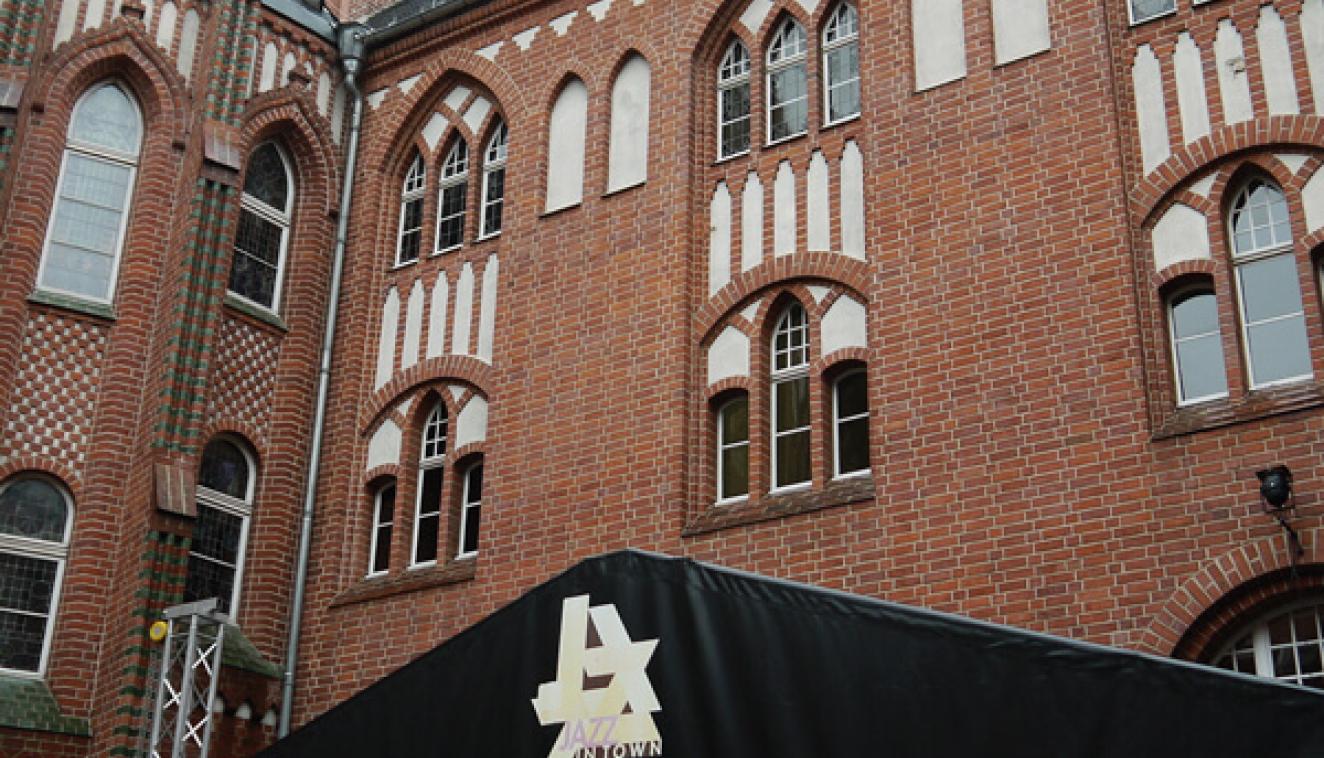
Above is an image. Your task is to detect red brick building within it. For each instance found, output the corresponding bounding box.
[2,0,1324,754]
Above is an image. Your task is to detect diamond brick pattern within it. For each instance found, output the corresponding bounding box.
[206,316,277,446]
[3,313,107,469]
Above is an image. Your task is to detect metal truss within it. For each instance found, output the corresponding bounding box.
[144,599,228,758]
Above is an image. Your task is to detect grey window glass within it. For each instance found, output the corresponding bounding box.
[718,396,749,500]
[183,504,242,614]
[0,479,68,541]
[1236,254,1311,387]
[767,19,808,142]
[0,553,59,671]
[835,371,868,475]
[69,84,142,155]
[437,139,469,251]
[719,41,752,158]
[482,123,507,237]
[1231,180,1293,256]
[243,143,290,212]
[199,439,250,499]
[823,3,860,124]
[1130,0,1175,23]
[1169,291,1228,403]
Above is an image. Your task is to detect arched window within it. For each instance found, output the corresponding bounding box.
[456,461,483,559]
[1212,599,1324,688]
[0,477,72,674]
[822,2,860,125]
[716,394,750,502]
[396,151,426,266]
[766,17,809,143]
[412,403,447,566]
[1168,288,1228,405]
[367,481,395,577]
[185,437,255,616]
[436,139,469,252]
[833,368,869,476]
[718,40,752,159]
[230,143,294,311]
[1228,179,1311,389]
[481,122,507,238]
[37,82,142,303]
[771,303,811,489]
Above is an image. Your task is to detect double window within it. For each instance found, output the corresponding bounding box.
[37,82,142,304]
[716,2,860,159]
[230,143,294,312]
[0,477,72,675]
[184,437,256,617]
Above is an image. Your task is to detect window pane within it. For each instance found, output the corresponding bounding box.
[836,372,867,417]
[243,144,289,212]
[1175,334,1228,401]
[419,468,443,518]
[1246,315,1312,386]
[0,553,57,614]
[230,209,284,307]
[199,439,250,499]
[720,397,748,443]
[775,429,811,486]
[437,181,467,250]
[372,484,395,575]
[40,154,132,300]
[191,505,243,565]
[721,446,749,498]
[775,377,809,431]
[483,168,505,235]
[0,480,67,541]
[467,465,483,502]
[1171,291,1219,340]
[837,417,869,474]
[70,85,141,155]
[826,46,860,123]
[0,610,48,672]
[1130,0,1175,22]
[183,553,236,613]
[769,65,808,140]
[1239,255,1303,324]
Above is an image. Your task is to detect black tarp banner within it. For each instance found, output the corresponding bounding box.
[262,550,1324,757]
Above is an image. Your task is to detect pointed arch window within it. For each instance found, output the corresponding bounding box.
[481,122,508,238]
[771,303,811,489]
[822,3,860,125]
[396,152,426,266]
[718,40,752,159]
[185,438,256,617]
[767,18,809,143]
[230,143,294,311]
[412,403,447,566]
[436,139,469,252]
[37,83,142,303]
[1228,179,1311,389]
[0,477,72,675]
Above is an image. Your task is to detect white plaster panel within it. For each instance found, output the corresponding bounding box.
[1302,169,1324,233]
[738,0,774,35]
[546,80,588,212]
[1151,203,1211,271]
[112,0,123,21]
[1173,33,1210,145]
[317,72,332,116]
[792,0,819,13]
[1303,0,1324,115]
[453,263,475,356]
[807,151,830,252]
[143,0,155,33]
[376,287,400,389]
[178,10,199,81]
[477,42,503,61]
[156,2,177,48]
[513,26,540,50]
[609,55,651,192]
[280,52,297,86]
[707,326,751,386]
[991,0,1050,65]
[821,295,867,357]
[55,0,80,47]
[550,11,578,35]
[807,285,830,304]
[587,0,613,21]
[455,396,489,448]
[477,255,499,363]
[398,397,415,418]
[1188,173,1216,198]
[741,172,764,271]
[1132,45,1170,174]
[259,42,278,93]
[1278,153,1311,176]
[710,182,733,296]
[1215,20,1253,125]
[85,0,107,31]
[774,162,797,257]
[840,141,865,260]
[243,33,257,97]
[398,74,421,95]
[428,272,449,358]
[402,279,423,369]
[443,86,471,112]
[912,0,966,91]
[1257,6,1300,115]
[739,301,760,324]
[422,113,448,151]
[448,384,466,403]
[366,419,402,471]
[366,89,388,110]
[463,96,492,134]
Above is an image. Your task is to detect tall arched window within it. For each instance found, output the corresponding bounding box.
[822,2,860,125]
[396,151,426,265]
[481,122,507,238]
[367,481,395,577]
[718,40,752,159]
[1212,599,1324,688]
[1168,288,1228,404]
[771,303,811,489]
[412,403,447,566]
[766,17,808,143]
[0,477,72,674]
[1228,179,1311,389]
[436,138,469,252]
[185,437,255,616]
[230,143,294,312]
[716,394,750,502]
[456,461,483,559]
[37,82,142,303]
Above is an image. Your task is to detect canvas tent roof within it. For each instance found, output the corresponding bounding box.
[262,549,1324,757]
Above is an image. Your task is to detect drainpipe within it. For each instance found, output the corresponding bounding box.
[278,21,367,738]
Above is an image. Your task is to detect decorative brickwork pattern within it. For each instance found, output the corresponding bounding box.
[207,315,279,447]
[0,0,42,67]
[3,313,108,470]
[209,0,259,127]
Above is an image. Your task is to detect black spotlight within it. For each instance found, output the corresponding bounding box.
[1257,465,1294,512]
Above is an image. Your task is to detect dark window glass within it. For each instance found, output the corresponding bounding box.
[198,439,249,499]
[371,484,395,575]
[0,480,68,541]
[835,371,869,475]
[414,467,443,564]
[243,143,289,211]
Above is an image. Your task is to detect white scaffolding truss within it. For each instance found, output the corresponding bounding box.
[145,599,228,758]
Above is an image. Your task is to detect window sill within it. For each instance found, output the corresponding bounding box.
[1155,380,1324,439]
[28,289,116,322]
[822,113,860,130]
[433,244,462,256]
[715,149,751,166]
[223,293,287,333]
[683,473,874,537]
[541,201,582,219]
[603,179,645,199]
[1129,8,1177,27]
[329,558,476,607]
[0,675,91,736]
[765,130,809,149]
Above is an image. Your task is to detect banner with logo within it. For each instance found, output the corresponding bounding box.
[262,550,1324,757]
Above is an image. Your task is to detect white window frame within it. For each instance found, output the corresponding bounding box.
[0,477,73,678]
[411,403,447,568]
[832,368,869,478]
[1228,179,1312,390]
[770,303,812,492]
[36,82,142,305]
[766,17,809,145]
[456,462,482,560]
[1212,599,1324,688]
[821,2,860,127]
[715,394,750,504]
[1128,0,1177,26]
[229,143,294,314]
[480,122,508,240]
[717,39,752,160]
[396,153,426,266]
[189,439,256,620]
[366,482,395,578]
[435,138,469,254]
[1167,288,1229,406]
